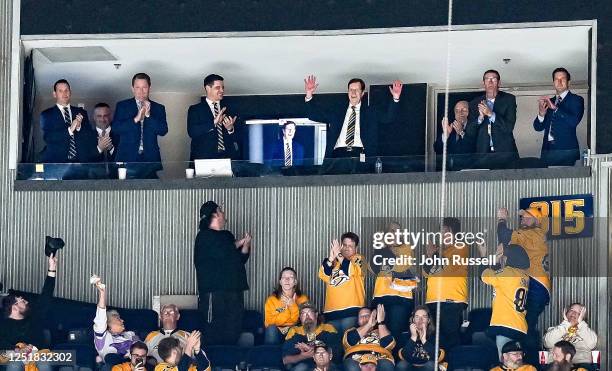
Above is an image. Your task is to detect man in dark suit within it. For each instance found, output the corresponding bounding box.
[303,75,403,162]
[113,73,168,179]
[466,70,518,169]
[533,67,584,167]
[40,79,95,164]
[434,100,475,170]
[271,121,305,167]
[187,74,240,161]
[89,102,120,178]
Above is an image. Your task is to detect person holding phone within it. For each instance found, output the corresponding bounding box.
[111,342,149,371]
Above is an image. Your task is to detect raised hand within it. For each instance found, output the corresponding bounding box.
[389,80,403,100]
[441,117,453,137]
[143,101,151,117]
[329,239,341,261]
[223,115,237,132]
[425,243,438,258]
[98,135,112,152]
[538,97,549,116]
[376,304,386,323]
[48,253,58,272]
[304,75,319,99]
[70,113,83,132]
[476,240,488,258]
[546,97,557,111]
[214,107,227,125]
[134,106,146,123]
[368,309,378,328]
[409,323,418,341]
[479,101,492,117]
[451,120,464,136]
[577,306,586,324]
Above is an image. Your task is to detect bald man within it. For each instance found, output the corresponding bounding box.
[434,100,475,170]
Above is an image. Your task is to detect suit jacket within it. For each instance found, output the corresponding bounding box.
[433,125,475,155]
[270,140,305,166]
[305,97,399,158]
[40,105,96,163]
[112,98,168,163]
[90,128,121,163]
[187,98,240,160]
[467,91,518,155]
[533,91,584,160]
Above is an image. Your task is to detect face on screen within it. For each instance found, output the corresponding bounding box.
[283,123,296,140]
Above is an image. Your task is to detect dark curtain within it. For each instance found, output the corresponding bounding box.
[21,51,36,163]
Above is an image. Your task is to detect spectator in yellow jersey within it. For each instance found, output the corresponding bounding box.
[477,243,530,358]
[371,222,418,339]
[549,341,589,371]
[282,303,340,371]
[422,217,468,350]
[145,304,189,363]
[396,306,447,371]
[318,232,365,335]
[497,207,550,364]
[490,341,537,371]
[112,342,148,371]
[543,303,597,369]
[342,305,395,371]
[264,267,309,344]
[154,332,211,371]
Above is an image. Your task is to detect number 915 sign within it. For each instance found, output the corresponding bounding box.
[519,194,593,239]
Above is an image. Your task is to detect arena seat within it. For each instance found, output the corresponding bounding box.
[447,345,499,371]
[204,346,248,371]
[246,345,284,371]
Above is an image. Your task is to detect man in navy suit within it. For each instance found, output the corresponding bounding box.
[466,70,518,169]
[303,75,403,161]
[434,100,475,170]
[113,73,168,179]
[533,67,584,167]
[89,102,120,178]
[40,79,96,164]
[271,121,305,167]
[187,74,240,161]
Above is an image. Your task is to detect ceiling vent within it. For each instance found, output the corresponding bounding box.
[36,46,117,63]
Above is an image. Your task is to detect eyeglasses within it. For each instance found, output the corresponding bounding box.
[161,310,177,316]
[131,353,148,358]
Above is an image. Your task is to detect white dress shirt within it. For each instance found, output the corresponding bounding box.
[335,103,363,149]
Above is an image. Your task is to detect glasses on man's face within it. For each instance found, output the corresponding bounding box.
[484,77,499,82]
[131,353,147,358]
[161,310,176,316]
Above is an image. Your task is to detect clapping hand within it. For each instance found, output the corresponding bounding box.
[441,117,453,137]
[304,75,319,99]
[478,101,492,118]
[214,107,227,125]
[70,113,83,132]
[376,304,386,324]
[222,115,237,132]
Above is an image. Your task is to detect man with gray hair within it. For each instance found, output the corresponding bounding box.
[144,304,189,363]
[93,279,139,370]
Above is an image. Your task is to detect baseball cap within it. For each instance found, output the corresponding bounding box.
[359,354,378,365]
[502,341,524,354]
[199,201,219,219]
[298,302,318,314]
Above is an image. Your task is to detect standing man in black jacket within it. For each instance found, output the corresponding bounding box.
[0,253,58,371]
[194,201,252,345]
[467,70,518,169]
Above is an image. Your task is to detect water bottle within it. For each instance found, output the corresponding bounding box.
[375,157,382,174]
[582,148,590,167]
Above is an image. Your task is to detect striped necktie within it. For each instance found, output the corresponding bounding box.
[136,100,144,154]
[214,102,225,152]
[284,142,292,166]
[63,106,77,160]
[346,106,356,147]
